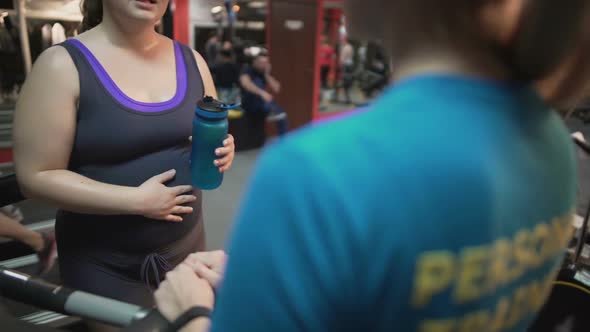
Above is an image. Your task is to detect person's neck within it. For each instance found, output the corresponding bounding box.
[392,48,512,84]
[99,15,160,53]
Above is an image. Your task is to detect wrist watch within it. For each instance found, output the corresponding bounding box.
[167,306,211,332]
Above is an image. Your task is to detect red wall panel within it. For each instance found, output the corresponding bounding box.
[174,0,190,44]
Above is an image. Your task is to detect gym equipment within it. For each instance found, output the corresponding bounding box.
[574,136,590,155]
[0,266,170,331]
[0,173,172,331]
[528,137,590,332]
[224,0,237,42]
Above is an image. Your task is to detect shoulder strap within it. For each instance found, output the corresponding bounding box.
[55,40,87,76]
[54,40,98,97]
[176,42,201,75]
[176,42,205,97]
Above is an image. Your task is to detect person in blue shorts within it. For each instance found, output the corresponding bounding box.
[240,52,289,140]
[154,1,590,331]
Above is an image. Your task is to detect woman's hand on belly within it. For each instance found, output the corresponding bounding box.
[135,169,197,222]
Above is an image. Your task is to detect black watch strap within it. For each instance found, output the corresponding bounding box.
[167,306,211,332]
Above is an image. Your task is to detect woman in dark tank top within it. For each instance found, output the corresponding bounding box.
[12,0,235,310]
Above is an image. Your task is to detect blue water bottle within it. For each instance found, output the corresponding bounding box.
[191,96,237,190]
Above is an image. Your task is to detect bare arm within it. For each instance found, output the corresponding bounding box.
[265,73,281,95]
[192,50,218,99]
[13,47,144,215]
[13,47,194,221]
[239,73,265,96]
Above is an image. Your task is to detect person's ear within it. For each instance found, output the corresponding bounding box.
[536,52,577,107]
[479,0,527,47]
[500,0,589,81]
[536,36,590,109]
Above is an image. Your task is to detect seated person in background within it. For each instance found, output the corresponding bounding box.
[212,48,240,104]
[240,52,288,141]
[155,0,590,332]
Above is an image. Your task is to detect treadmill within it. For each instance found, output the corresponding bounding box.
[0,173,171,331]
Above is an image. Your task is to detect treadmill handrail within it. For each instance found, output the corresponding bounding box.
[0,267,170,330]
[574,136,590,155]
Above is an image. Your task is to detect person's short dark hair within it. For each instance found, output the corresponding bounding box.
[350,0,590,82]
[220,49,233,58]
[208,31,219,40]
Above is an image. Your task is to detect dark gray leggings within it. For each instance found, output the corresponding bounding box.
[57,223,204,307]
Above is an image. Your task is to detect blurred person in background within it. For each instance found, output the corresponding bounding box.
[363,41,390,98]
[240,51,288,143]
[212,46,240,104]
[332,37,354,104]
[205,31,220,67]
[319,35,335,89]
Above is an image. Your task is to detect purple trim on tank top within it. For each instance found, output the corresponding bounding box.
[67,39,187,112]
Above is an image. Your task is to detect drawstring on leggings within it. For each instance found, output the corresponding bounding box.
[140,252,172,291]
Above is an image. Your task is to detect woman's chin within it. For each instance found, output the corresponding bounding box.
[120,11,160,28]
[125,1,163,22]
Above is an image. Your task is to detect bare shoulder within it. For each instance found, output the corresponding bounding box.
[34,46,76,75]
[190,49,208,68]
[29,46,78,93]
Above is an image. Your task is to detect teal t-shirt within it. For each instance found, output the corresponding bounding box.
[210,75,578,332]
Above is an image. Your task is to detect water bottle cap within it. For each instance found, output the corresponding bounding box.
[196,96,241,119]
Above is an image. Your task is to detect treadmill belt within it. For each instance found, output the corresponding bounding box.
[0,310,60,332]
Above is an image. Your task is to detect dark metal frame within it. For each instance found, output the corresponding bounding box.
[573,137,590,267]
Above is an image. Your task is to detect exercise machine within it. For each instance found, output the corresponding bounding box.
[0,172,171,331]
[528,137,590,332]
[0,266,170,331]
